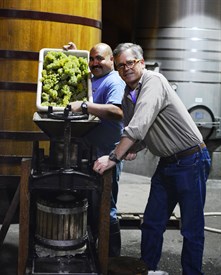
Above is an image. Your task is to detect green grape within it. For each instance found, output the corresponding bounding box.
[48,89,58,100]
[77,82,83,92]
[68,75,78,86]
[41,92,49,102]
[41,51,89,107]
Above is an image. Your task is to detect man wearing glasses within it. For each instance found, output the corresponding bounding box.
[94,43,211,274]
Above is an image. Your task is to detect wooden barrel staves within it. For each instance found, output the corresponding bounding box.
[0,0,102,175]
[35,194,88,250]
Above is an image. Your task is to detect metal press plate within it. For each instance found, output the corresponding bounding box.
[33,112,100,139]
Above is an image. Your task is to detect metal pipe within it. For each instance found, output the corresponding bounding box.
[204,212,221,234]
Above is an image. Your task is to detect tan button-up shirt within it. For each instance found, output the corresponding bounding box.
[122,69,203,157]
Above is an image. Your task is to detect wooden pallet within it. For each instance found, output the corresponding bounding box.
[117,212,180,230]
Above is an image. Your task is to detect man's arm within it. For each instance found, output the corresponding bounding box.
[70,100,123,120]
[93,136,136,174]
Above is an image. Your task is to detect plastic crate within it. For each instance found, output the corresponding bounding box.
[36,48,92,112]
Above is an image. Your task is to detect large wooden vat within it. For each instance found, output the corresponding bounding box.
[0,1,102,175]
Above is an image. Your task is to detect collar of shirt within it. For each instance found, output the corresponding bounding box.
[126,82,142,104]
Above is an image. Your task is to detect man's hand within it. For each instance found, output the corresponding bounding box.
[124,152,137,161]
[93,156,116,175]
[63,42,77,51]
[70,101,83,112]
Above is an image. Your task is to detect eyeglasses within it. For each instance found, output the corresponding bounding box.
[115,59,141,71]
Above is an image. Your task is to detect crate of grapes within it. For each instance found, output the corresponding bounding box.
[36,48,92,112]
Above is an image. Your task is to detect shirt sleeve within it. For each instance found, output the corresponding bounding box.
[105,79,125,105]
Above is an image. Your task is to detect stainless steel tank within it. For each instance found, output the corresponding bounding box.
[135,0,221,140]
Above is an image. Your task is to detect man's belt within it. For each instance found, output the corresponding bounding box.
[161,142,206,163]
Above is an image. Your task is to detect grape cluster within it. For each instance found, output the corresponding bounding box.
[41,51,89,107]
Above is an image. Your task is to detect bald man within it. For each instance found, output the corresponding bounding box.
[64,42,125,257]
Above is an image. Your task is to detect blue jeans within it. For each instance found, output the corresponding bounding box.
[141,147,211,274]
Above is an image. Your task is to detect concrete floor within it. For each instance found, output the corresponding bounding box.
[0,172,221,275]
[118,173,221,275]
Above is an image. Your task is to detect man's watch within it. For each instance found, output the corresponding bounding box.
[81,102,88,114]
[109,150,121,163]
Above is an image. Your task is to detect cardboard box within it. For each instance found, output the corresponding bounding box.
[36,48,92,112]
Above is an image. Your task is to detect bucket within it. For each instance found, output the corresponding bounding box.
[0,0,101,175]
[35,193,88,250]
